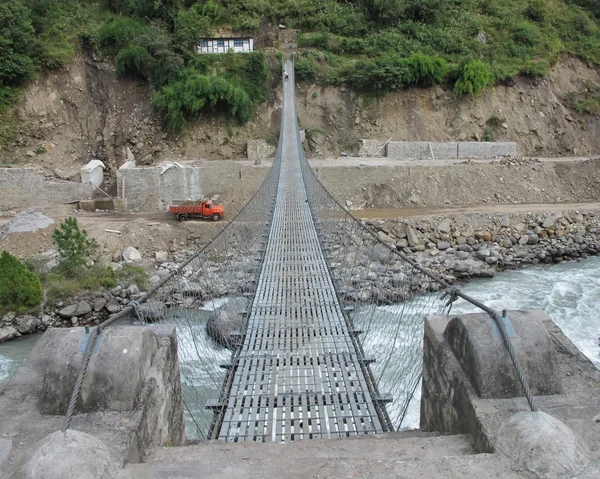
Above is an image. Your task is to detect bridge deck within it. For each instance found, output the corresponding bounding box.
[218,63,383,442]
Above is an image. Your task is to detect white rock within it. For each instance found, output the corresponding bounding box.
[122,246,142,262]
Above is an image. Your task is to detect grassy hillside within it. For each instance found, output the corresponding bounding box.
[2,0,600,133]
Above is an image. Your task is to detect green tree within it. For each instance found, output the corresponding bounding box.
[174,4,212,51]
[0,1,36,87]
[0,251,43,312]
[52,217,98,274]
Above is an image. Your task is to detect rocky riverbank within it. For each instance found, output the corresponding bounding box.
[371,209,600,281]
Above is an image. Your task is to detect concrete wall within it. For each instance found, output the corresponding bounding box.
[0,325,184,475]
[420,310,600,455]
[0,168,92,211]
[358,139,385,157]
[117,162,269,212]
[385,141,518,159]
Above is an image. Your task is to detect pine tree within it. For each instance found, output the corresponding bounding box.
[52,217,98,274]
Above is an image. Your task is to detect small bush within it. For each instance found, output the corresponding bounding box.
[0,251,43,313]
[483,128,494,142]
[53,217,99,275]
[486,115,505,127]
[453,60,494,97]
[574,96,600,114]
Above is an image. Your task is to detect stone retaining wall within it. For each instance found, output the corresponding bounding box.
[0,168,92,211]
[385,141,518,159]
[117,162,268,212]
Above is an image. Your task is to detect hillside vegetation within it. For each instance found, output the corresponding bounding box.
[2,0,600,133]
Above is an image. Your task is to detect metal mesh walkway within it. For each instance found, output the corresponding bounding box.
[217,62,383,442]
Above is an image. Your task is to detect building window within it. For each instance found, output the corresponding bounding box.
[217,40,225,48]
[234,39,244,47]
[201,40,208,48]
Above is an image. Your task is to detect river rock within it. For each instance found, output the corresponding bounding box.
[437,219,451,234]
[206,297,249,349]
[155,251,168,262]
[0,326,19,343]
[455,251,470,260]
[105,299,121,314]
[15,315,40,334]
[135,301,167,322]
[437,241,451,250]
[406,225,420,247]
[542,214,557,228]
[58,301,91,318]
[93,297,107,312]
[122,246,142,262]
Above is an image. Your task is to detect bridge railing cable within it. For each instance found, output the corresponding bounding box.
[290,57,537,426]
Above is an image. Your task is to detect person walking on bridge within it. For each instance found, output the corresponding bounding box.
[284,70,289,82]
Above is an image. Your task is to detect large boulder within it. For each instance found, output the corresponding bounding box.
[206,297,248,349]
[15,316,40,334]
[58,301,91,319]
[7,430,112,479]
[0,326,19,343]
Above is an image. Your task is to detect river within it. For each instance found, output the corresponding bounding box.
[1,257,599,434]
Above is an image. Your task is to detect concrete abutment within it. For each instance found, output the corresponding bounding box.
[0,326,184,477]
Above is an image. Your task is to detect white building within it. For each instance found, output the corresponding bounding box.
[197,37,254,54]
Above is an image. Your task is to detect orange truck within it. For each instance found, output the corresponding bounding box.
[169,200,225,221]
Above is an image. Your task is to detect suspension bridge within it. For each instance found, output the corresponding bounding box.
[57,58,538,446]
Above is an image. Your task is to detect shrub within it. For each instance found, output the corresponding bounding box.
[295,55,318,81]
[52,217,99,275]
[97,17,147,55]
[115,45,155,80]
[152,70,253,132]
[453,60,494,97]
[525,0,548,23]
[574,96,600,114]
[348,53,448,91]
[486,115,505,127]
[483,127,494,141]
[0,251,43,313]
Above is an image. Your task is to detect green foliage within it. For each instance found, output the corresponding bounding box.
[483,127,494,142]
[52,217,99,274]
[574,96,600,114]
[0,251,43,313]
[486,115,505,127]
[152,70,253,132]
[97,16,147,55]
[348,53,448,91]
[453,60,494,97]
[0,1,36,88]
[115,45,155,79]
[120,264,147,290]
[175,3,213,51]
